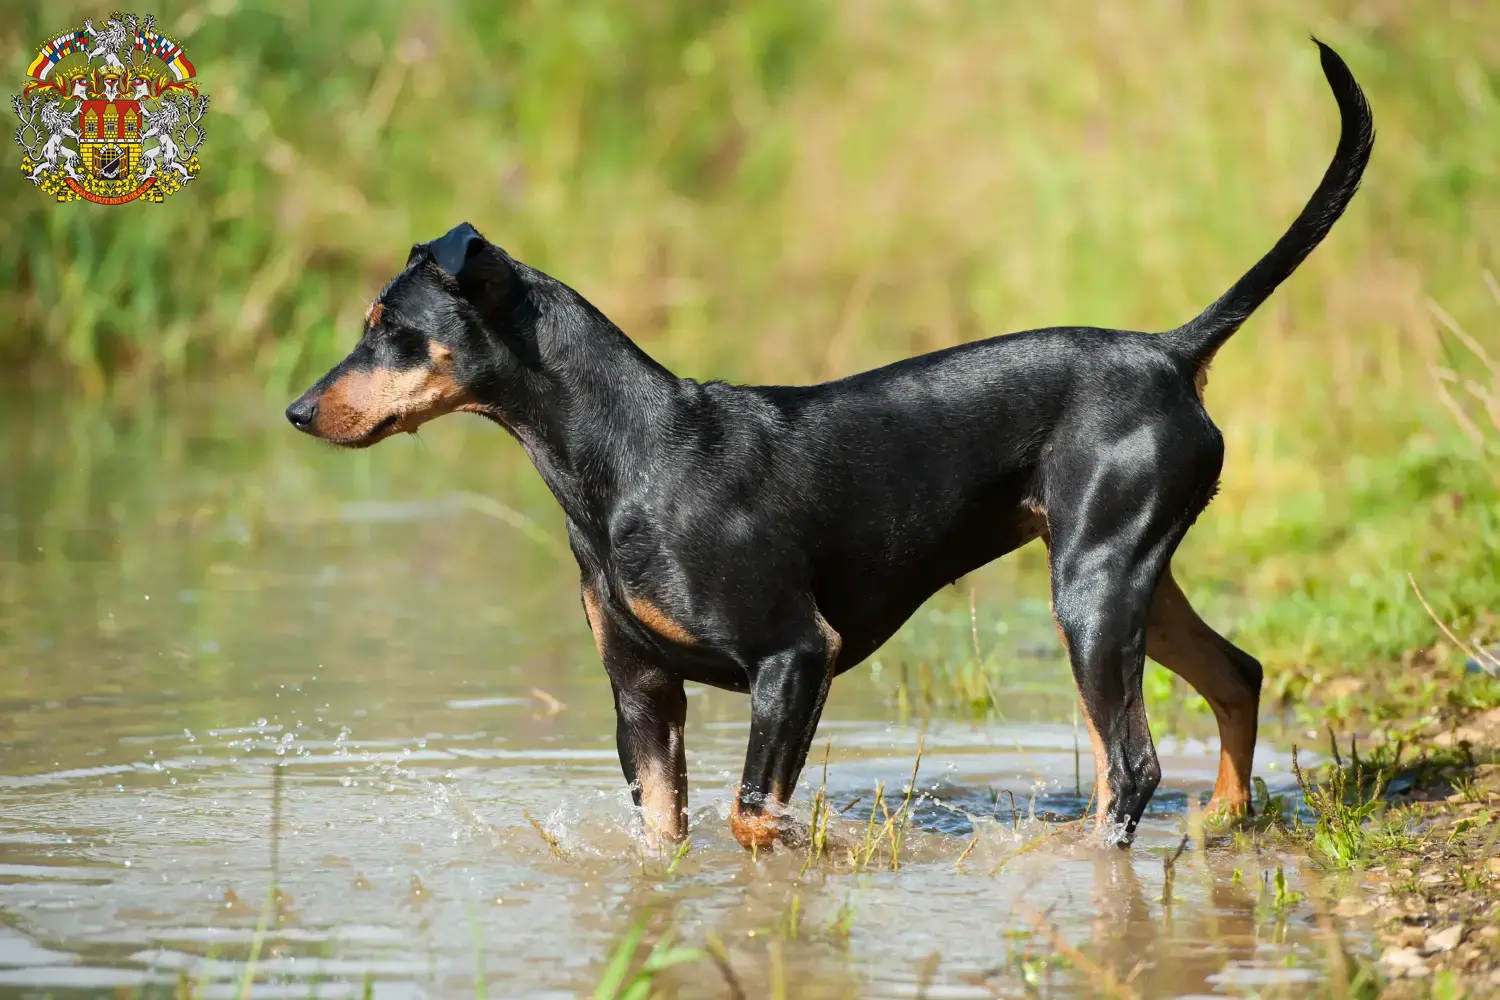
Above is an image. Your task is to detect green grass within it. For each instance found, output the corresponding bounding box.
[592,914,702,1000]
[3,1,1498,697]
[1278,723,1493,877]
[1293,745,1387,868]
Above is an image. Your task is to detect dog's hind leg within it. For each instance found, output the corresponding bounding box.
[1049,547,1166,846]
[1044,425,1221,845]
[1146,568,1262,817]
[730,610,841,851]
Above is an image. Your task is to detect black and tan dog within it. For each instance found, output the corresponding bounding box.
[288,41,1372,849]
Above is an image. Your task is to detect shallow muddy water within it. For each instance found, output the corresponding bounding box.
[0,391,1360,998]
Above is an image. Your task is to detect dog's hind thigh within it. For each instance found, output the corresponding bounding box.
[1044,421,1223,844]
[1145,568,1262,815]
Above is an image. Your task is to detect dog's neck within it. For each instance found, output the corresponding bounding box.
[466,271,681,544]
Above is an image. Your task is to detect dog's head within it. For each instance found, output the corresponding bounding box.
[286,223,531,447]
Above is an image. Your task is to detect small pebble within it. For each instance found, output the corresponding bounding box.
[1396,927,1427,949]
[1425,923,1464,953]
[1334,897,1375,917]
[1380,946,1430,979]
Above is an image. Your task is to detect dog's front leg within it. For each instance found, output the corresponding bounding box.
[610,668,688,849]
[731,621,839,850]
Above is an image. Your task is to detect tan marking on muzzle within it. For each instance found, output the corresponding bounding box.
[314,341,468,446]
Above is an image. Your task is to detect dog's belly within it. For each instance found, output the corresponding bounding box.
[661,645,753,693]
[821,503,1046,674]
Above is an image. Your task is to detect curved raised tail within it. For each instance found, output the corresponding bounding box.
[1166,39,1375,367]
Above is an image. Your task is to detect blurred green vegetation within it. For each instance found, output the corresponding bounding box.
[1,0,1497,698]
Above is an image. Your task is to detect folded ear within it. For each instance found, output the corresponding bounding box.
[408,221,484,272]
[427,221,486,276]
[418,223,536,364]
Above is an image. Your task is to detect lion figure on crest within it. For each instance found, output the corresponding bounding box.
[84,14,143,72]
[14,98,82,183]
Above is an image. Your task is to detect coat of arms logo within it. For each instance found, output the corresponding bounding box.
[11,11,208,204]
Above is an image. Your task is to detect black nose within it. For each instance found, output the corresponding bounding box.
[285,397,318,431]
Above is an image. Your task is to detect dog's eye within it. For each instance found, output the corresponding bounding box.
[380,327,431,365]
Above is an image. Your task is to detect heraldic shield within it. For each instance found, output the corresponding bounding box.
[11,12,209,204]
